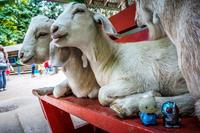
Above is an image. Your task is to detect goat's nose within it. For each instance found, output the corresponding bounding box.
[19,53,24,59]
[51,25,59,34]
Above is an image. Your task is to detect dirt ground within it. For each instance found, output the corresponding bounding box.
[0,70,86,133]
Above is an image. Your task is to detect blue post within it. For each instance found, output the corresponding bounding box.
[18,64,20,75]
[17,54,21,75]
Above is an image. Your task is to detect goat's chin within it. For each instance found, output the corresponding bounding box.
[21,57,34,65]
[21,56,46,65]
[53,39,67,48]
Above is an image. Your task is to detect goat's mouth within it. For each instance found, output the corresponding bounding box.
[52,33,68,43]
[21,56,33,64]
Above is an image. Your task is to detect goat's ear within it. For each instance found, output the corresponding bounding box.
[81,53,88,68]
[153,11,160,24]
[93,12,121,38]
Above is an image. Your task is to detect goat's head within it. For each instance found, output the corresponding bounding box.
[135,0,165,40]
[51,2,120,48]
[135,0,159,27]
[19,15,54,65]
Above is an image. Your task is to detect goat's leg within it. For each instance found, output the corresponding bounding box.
[110,91,158,118]
[111,93,195,118]
[35,79,71,98]
[36,87,54,96]
[98,79,144,106]
[53,79,72,98]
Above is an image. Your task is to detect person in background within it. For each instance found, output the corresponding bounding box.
[44,61,49,74]
[31,64,36,78]
[0,45,8,91]
[38,64,43,76]
[5,60,14,81]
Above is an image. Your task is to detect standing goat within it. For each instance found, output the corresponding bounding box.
[135,0,200,119]
[51,3,195,118]
[19,15,100,98]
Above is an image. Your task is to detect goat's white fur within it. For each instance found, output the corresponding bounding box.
[51,3,195,118]
[135,0,200,119]
[19,15,100,99]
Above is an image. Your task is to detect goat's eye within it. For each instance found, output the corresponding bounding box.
[74,9,84,14]
[38,32,47,38]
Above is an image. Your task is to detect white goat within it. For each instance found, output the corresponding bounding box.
[19,15,99,98]
[51,3,195,118]
[134,0,200,119]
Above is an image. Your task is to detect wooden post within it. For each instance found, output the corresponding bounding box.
[40,99,76,133]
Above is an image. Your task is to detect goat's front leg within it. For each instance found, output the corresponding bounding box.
[53,79,72,98]
[36,87,54,96]
[36,79,71,98]
[98,79,141,106]
[111,93,195,118]
[110,91,158,118]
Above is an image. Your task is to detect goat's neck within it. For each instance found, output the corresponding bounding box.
[79,31,119,85]
[85,32,117,65]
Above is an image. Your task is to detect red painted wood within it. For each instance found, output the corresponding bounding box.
[40,99,76,133]
[39,99,48,119]
[109,4,137,34]
[75,123,93,133]
[33,90,200,133]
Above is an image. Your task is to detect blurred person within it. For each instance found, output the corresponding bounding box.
[38,64,43,75]
[43,61,49,74]
[5,60,14,81]
[31,64,36,78]
[0,45,8,91]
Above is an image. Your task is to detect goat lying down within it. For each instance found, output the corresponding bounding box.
[19,15,99,99]
[134,0,200,119]
[50,3,195,118]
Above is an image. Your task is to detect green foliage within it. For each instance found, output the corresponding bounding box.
[0,0,117,47]
[0,0,64,46]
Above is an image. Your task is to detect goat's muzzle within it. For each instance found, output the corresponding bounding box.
[51,25,59,34]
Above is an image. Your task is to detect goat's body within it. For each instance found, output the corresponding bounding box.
[154,0,200,99]
[84,37,188,104]
[135,0,200,119]
[51,3,195,118]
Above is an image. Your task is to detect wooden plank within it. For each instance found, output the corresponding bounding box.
[109,4,137,34]
[40,99,76,133]
[33,90,200,133]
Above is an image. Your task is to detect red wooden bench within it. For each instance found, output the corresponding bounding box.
[33,4,200,133]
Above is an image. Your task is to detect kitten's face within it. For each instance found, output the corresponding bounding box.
[139,96,157,113]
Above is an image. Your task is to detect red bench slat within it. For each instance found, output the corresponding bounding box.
[33,90,200,133]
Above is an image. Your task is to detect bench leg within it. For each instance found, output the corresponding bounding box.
[39,99,76,133]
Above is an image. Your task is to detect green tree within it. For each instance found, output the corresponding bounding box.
[0,0,64,46]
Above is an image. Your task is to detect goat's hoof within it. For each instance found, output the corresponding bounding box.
[36,89,46,96]
[153,92,162,97]
[110,103,127,118]
[36,87,54,96]
[36,89,45,96]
